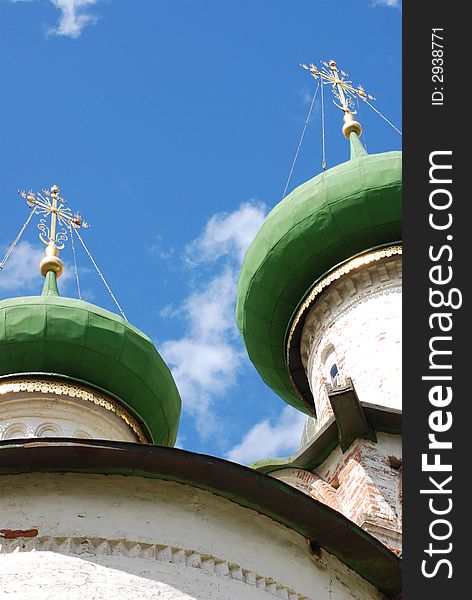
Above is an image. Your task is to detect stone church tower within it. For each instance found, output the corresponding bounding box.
[237,124,402,554]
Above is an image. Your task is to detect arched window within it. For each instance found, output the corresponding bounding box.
[323,347,341,388]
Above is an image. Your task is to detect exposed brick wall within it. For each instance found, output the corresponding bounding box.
[271,433,402,553]
[294,255,403,553]
[269,468,341,512]
[313,434,402,553]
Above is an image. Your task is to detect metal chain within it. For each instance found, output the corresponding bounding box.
[0,205,37,271]
[73,227,127,321]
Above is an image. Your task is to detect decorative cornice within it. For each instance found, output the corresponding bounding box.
[287,246,402,365]
[284,246,402,414]
[0,378,148,443]
[300,253,402,371]
[0,535,309,600]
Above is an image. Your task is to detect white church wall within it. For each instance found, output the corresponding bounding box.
[0,472,385,600]
[301,254,402,430]
[284,252,403,553]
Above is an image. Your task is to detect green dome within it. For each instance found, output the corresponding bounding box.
[0,272,181,445]
[236,134,402,415]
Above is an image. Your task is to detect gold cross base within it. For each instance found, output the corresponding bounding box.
[342,112,362,139]
[40,242,64,278]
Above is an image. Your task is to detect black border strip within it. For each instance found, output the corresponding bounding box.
[404,3,465,596]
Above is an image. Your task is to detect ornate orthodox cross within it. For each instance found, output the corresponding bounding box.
[301,59,376,138]
[300,59,375,115]
[18,185,89,250]
[18,185,89,277]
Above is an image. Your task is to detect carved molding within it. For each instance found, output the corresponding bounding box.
[0,535,310,600]
[0,379,148,443]
[300,254,402,370]
[287,246,402,367]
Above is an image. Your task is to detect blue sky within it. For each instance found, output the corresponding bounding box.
[0,0,401,463]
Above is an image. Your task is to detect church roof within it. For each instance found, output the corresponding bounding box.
[236,134,402,414]
[0,272,181,445]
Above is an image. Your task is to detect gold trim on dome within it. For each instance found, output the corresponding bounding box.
[0,378,148,443]
[286,246,402,366]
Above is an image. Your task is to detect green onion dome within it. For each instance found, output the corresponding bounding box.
[0,272,181,445]
[236,133,402,415]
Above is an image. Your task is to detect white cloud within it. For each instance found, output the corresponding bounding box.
[185,201,267,265]
[0,241,44,293]
[226,405,306,466]
[160,201,267,436]
[7,0,101,38]
[48,0,99,37]
[372,0,401,8]
[161,267,242,433]
[0,240,74,295]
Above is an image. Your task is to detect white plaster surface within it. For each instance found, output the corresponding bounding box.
[0,473,385,600]
[0,380,141,442]
[302,256,402,430]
